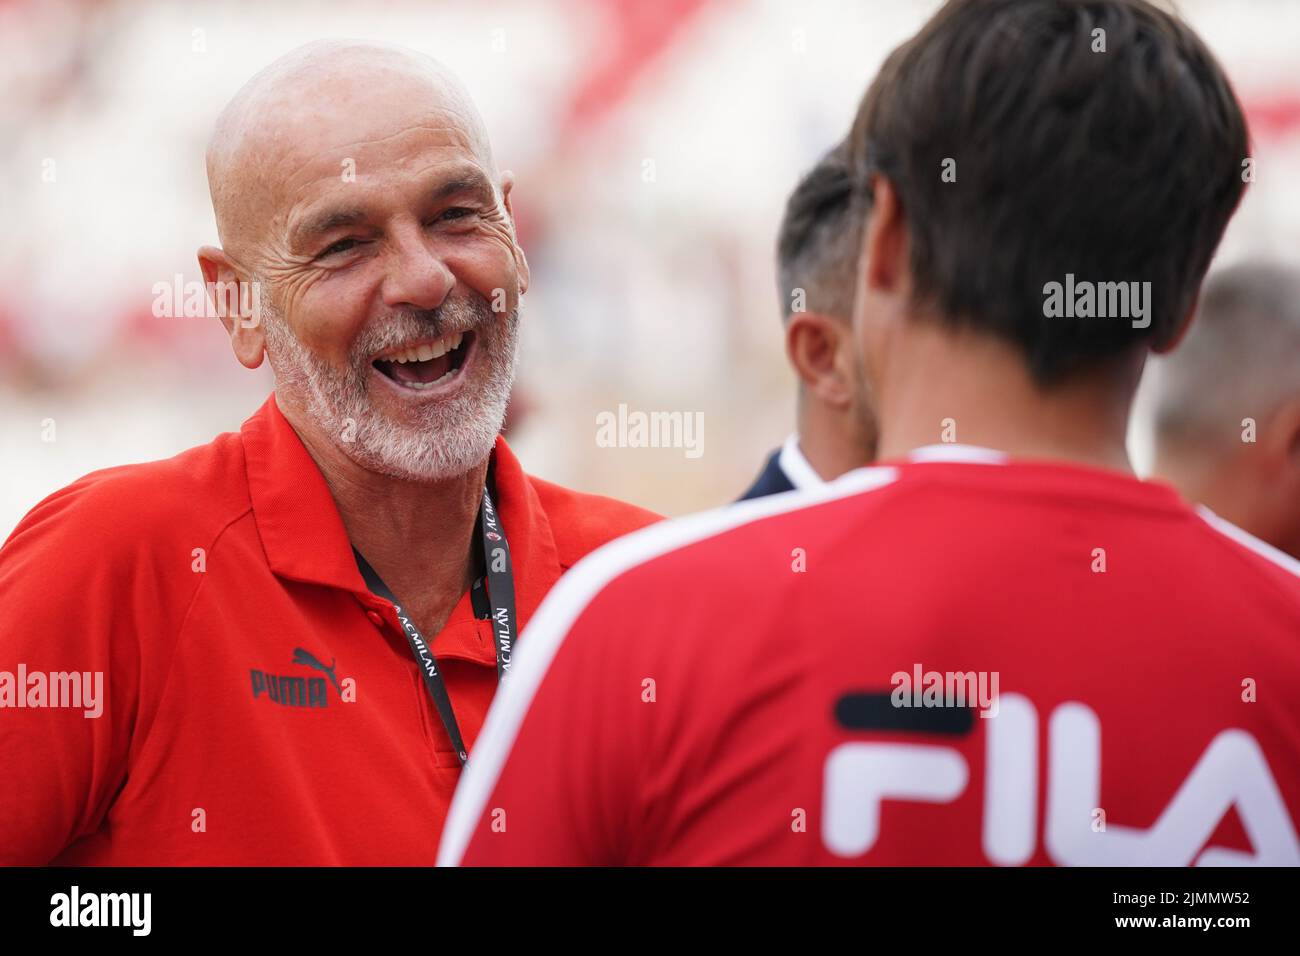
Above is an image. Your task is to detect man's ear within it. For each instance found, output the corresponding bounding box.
[1271,393,1300,469]
[786,312,854,408]
[1271,395,1300,559]
[198,245,266,370]
[862,175,908,296]
[499,171,530,297]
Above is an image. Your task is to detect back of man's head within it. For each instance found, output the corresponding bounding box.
[1148,263,1300,556]
[772,145,878,478]
[846,0,1248,385]
[1152,263,1300,449]
[776,145,861,323]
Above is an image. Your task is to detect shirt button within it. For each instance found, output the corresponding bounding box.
[366,611,385,628]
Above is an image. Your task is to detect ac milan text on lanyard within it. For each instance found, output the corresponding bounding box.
[352,480,518,767]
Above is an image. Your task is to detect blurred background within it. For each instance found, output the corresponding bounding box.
[2,0,1299,537]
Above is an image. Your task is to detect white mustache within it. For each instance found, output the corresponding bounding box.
[353,297,493,369]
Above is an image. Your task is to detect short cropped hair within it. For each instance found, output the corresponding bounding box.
[776,144,864,322]
[846,0,1249,384]
[1152,263,1300,447]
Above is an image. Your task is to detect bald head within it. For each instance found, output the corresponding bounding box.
[1150,263,1300,451]
[206,40,496,260]
[196,37,530,483]
[1148,262,1300,558]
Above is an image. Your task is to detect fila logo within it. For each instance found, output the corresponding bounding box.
[822,693,1300,865]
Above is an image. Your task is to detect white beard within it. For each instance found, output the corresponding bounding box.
[259,289,519,482]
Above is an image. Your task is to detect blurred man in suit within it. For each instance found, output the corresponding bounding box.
[738,145,877,500]
[1147,262,1300,559]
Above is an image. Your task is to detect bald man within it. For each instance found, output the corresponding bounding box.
[0,41,658,865]
[1147,263,1300,559]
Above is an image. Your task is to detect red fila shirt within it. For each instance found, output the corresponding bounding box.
[440,446,1300,866]
[0,395,658,865]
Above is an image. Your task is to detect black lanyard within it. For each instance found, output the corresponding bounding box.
[352,480,517,767]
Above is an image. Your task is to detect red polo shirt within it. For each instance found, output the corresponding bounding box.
[0,394,659,865]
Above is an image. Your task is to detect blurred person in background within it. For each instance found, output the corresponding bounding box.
[739,144,877,500]
[0,39,658,865]
[1147,263,1300,560]
[440,0,1300,867]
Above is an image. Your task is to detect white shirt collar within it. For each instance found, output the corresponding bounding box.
[905,443,1008,464]
[778,433,826,489]
[780,439,1007,488]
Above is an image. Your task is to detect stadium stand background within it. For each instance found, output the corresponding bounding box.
[2,0,1298,536]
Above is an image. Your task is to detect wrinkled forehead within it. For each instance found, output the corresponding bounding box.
[273,103,494,230]
[210,51,496,253]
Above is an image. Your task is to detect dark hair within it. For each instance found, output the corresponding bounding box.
[846,0,1249,384]
[776,143,865,322]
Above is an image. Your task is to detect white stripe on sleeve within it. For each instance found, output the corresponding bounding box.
[436,465,899,866]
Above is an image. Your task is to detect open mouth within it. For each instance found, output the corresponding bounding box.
[371,330,474,390]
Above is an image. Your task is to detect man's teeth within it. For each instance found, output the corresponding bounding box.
[399,369,457,390]
[381,331,464,364]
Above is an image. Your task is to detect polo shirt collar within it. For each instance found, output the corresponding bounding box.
[484,423,563,628]
[239,395,563,640]
[241,395,365,593]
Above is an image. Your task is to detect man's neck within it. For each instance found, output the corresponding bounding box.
[281,399,489,634]
[795,395,876,482]
[874,322,1142,473]
[1157,448,1299,557]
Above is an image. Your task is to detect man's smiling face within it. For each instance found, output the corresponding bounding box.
[206,44,529,481]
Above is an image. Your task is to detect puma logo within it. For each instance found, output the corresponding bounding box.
[249,649,343,709]
[292,648,342,696]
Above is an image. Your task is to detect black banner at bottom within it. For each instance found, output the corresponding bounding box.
[0,866,1282,942]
